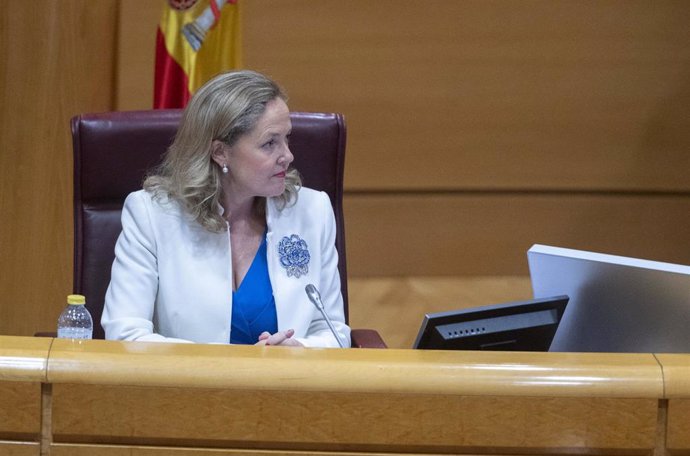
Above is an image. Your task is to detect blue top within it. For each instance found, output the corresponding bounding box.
[230,235,278,344]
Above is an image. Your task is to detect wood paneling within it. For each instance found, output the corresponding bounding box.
[0,337,48,446]
[349,276,533,349]
[45,339,665,452]
[51,384,658,453]
[2,336,688,455]
[115,0,160,110]
[117,1,690,192]
[345,193,690,277]
[243,0,690,192]
[0,442,39,456]
[43,340,665,453]
[667,399,690,451]
[0,1,118,337]
[3,1,690,340]
[0,382,41,438]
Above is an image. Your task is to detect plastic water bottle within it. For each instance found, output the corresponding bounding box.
[57,294,93,339]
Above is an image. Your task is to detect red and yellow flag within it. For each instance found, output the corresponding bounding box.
[154,0,242,109]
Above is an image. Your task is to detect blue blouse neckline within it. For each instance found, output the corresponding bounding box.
[230,234,278,344]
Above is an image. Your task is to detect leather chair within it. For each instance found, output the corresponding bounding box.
[70,109,386,348]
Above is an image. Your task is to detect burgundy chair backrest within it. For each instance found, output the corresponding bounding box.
[72,109,348,339]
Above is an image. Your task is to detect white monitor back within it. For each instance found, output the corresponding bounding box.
[528,244,690,353]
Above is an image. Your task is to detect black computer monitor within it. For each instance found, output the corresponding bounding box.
[412,296,569,351]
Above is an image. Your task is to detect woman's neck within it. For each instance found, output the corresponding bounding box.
[222,194,265,227]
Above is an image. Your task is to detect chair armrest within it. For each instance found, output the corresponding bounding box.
[350,328,387,348]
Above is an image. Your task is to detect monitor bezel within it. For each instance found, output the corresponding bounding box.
[413,295,569,351]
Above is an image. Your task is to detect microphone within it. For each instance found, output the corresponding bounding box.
[305,284,346,348]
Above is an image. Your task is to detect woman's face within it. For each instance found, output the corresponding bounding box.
[217,98,294,201]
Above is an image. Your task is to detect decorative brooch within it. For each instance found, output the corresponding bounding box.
[278,234,310,278]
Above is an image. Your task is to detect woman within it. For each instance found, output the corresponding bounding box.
[102,70,350,347]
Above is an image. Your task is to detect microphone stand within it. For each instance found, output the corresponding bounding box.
[305,284,347,348]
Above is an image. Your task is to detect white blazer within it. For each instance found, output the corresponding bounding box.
[102,187,350,348]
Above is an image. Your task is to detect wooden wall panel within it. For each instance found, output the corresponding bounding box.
[344,193,690,277]
[0,442,39,456]
[117,1,690,192]
[115,0,160,110]
[0,1,118,336]
[348,276,533,349]
[243,0,690,192]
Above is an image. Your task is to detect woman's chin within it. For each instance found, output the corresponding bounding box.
[265,184,287,198]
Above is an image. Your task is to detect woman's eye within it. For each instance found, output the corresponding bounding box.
[262,140,275,149]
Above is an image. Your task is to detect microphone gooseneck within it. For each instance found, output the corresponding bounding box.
[305,284,346,348]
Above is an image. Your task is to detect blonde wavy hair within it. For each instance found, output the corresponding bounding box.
[144,70,301,232]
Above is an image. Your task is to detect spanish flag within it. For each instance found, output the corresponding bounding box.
[154,0,242,109]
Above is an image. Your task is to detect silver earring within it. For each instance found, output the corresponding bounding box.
[222,164,229,174]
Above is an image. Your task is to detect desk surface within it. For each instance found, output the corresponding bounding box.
[3,335,687,397]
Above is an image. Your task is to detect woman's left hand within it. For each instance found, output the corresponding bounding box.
[256,329,303,346]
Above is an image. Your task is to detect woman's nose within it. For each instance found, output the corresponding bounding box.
[279,144,294,165]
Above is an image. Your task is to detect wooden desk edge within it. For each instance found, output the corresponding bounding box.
[3,336,689,399]
[41,337,669,398]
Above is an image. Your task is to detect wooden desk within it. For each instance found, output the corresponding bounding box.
[1,335,689,456]
[0,336,51,456]
[656,354,690,454]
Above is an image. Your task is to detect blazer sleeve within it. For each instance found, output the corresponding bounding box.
[296,192,351,348]
[102,192,191,343]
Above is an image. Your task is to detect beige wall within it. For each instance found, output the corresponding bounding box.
[1,0,689,337]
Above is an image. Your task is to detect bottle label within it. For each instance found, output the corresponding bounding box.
[57,327,93,339]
